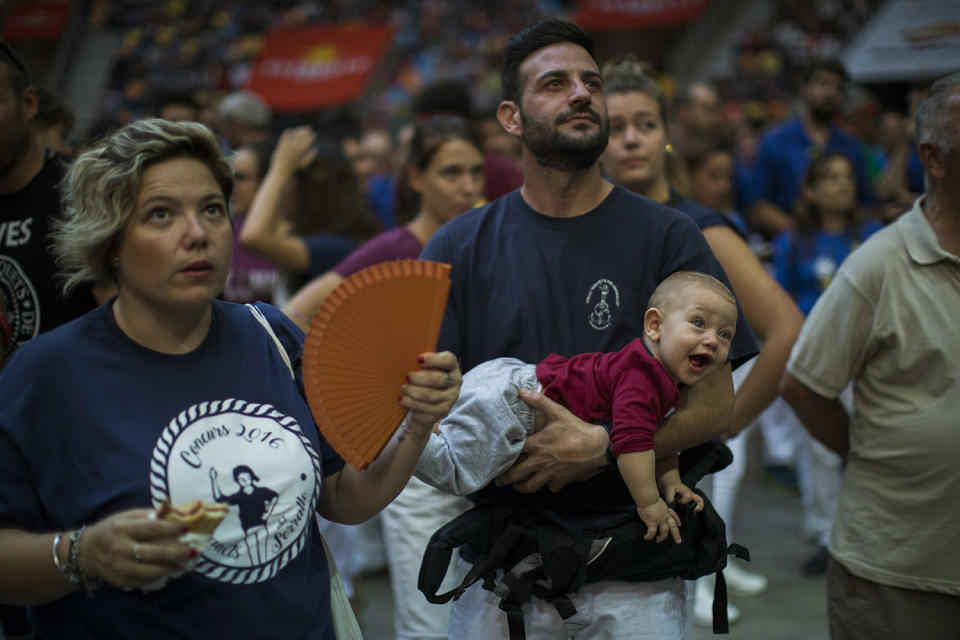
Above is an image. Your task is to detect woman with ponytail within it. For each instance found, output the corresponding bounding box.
[599,57,804,628]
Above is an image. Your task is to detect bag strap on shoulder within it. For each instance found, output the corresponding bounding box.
[247,304,294,381]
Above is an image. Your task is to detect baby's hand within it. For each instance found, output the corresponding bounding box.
[663,482,704,515]
[636,498,682,544]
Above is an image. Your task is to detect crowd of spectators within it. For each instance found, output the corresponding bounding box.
[86,0,569,136]
[84,1,883,142]
[3,4,958,636]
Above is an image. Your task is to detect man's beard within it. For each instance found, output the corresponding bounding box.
[809,105,837,127]
[0,111,32,180]
[520,105,610,172]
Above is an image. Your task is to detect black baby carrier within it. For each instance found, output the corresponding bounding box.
[418,441,749,637]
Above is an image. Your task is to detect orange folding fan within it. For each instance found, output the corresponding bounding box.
[302,260,452,470]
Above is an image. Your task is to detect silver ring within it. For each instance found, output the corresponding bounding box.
[133,542,143,562]
[443,371,454,389]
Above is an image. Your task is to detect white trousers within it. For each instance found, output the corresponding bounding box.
[447,556,689,640]
[756,388,848,546]
[758,396,806,468]
[380,476,471,640]
[703,358,754,533]
[315,518,361,598]
[797,385,850,546]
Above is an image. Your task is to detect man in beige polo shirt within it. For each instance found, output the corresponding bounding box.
[779,72,960,639]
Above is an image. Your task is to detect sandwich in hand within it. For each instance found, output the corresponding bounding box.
[157,499,228,535]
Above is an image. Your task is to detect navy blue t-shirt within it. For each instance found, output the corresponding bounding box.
[303,234,357,280]
[0,300,343,639]
[666,191,746,239]
[421,186,757,530]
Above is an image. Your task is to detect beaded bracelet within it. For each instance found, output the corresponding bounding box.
[51,526,103,596]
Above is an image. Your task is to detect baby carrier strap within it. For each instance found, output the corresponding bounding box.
[679,439,733,487]
[419,440,748,637]
[418,500,519,605]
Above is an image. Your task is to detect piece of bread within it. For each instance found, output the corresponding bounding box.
[157,499,228,534]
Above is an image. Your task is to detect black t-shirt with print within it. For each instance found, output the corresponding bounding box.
[0,153,96,359]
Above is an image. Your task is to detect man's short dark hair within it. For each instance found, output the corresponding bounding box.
[413,79,473,120]
[0,40,30,94]
[802,58,849,85]
[501,19,596,104]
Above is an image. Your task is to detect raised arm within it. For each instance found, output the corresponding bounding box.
[316,352,461,524]
[238,126,316,273]
[702,225,803,435]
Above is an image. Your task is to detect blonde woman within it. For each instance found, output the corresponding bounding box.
[0,119,461,638]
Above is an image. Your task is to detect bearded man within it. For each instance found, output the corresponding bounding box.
[0,42,97,367]
[747,58,875,238]
[420,19,757,639]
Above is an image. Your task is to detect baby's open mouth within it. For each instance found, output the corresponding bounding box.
[689,354,712,368]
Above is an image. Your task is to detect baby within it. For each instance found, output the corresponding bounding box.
[416,271,738,543]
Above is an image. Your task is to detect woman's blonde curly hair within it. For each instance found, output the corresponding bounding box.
[52,118,233,295]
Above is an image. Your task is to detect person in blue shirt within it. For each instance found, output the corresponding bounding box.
[774,151,884,314]
[772,150,883,577]
[0,118,461,639]
[748,58,874,239]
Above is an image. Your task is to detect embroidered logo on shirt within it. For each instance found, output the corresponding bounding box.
[813,255,837,291]
[0,256,40,356]
[150,399,321,584]
[586,279,620,331]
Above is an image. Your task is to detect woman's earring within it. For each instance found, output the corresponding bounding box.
[665,144,674,153]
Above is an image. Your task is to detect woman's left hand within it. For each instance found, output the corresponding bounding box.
[400,351,461,433]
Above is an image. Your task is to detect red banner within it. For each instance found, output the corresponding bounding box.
[1,0,70,42]
[572,0,710,30]
[246,23,395,113]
